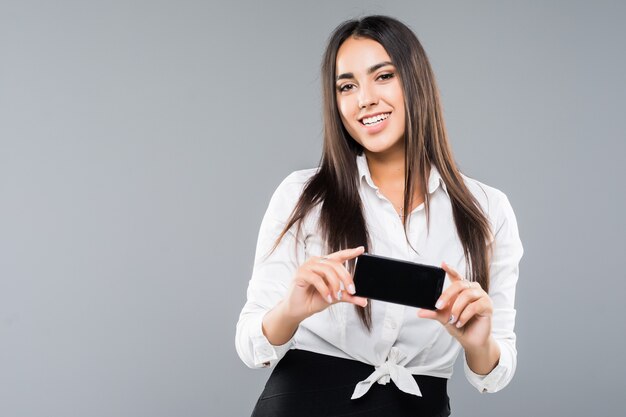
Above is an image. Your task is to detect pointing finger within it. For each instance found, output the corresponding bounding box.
[326,246,365,263]
[441,261,463,282]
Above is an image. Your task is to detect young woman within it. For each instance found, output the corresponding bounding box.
[235,15,524,417]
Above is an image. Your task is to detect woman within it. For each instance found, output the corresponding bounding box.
[236,15,523,417]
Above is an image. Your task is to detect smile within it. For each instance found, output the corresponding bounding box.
[360,112,391,126]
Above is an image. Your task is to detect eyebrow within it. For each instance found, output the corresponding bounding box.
[335,61,394,82]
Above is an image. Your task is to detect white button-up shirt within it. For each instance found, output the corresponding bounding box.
[236,153,524,398]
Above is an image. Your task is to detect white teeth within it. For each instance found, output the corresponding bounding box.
[362,113,390,125]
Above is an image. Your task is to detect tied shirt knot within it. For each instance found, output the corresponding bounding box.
[351,347,422,399]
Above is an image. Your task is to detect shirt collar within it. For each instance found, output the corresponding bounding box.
[356,153,448,196]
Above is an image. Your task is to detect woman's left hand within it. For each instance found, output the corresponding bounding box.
[417,261,493,349]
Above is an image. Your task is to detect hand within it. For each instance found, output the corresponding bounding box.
[417,261,493,349]
[283,246,369,321]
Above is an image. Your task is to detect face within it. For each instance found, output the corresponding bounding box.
[335,37,405,157]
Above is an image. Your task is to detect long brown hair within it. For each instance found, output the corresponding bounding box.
[269,15,493,331]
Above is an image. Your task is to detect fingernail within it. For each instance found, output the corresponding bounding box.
[348,284,356,294]
[456,321,463,328]
[435,300,444,310]
[356,246,364,251]
[336,290,343,301]
[448,315,455,324]
[327,294,333,304]
[362,299,368,307]
[339,282,345,291]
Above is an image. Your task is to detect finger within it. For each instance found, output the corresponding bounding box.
[297,270,333,304]
[435,279,469,311]
[341,292,368,308]
[417,308,442,321]
[455,298,491,328]
[317,257,355,295]
[448,287,483,325]
[326,246,365,263]
[441,261,463,282]
[308,262,345,301]
[418,306,457,327]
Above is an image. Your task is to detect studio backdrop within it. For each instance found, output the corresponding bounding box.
[1,1,624,416]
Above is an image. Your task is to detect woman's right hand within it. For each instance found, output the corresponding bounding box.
[283,246,368,321]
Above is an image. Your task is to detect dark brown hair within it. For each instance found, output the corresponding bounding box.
[269,15,493,330]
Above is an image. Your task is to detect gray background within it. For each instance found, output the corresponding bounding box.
[1,1,625,416]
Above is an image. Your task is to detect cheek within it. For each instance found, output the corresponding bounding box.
[392,94,406,126]
[337,99,350,120]
[395,104,405,125]
[337,101,357,128]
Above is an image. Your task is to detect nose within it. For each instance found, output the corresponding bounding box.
[357,82,379,109]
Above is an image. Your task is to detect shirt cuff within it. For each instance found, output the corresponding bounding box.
[250,312,294,368]
[463,340,514,393]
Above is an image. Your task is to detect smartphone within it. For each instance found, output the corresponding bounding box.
[352,253,445,310]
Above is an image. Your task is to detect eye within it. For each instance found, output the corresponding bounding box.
[338,83,355,93]
[377,72,394,81]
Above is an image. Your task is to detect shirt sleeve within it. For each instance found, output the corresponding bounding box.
[463,191,524,393]
[235,173,308,369]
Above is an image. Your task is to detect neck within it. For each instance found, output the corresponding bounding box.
[364,146,406,189]
[365,144,405,190]
[364,147,429,198]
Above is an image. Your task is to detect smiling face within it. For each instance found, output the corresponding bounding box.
[335,36,406,158]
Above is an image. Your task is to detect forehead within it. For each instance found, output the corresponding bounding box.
[335,37,392,75]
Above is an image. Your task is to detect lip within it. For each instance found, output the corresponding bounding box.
[359,112,391,134]
[358,111,391,122]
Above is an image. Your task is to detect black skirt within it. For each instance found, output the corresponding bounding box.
[251,349,451,417]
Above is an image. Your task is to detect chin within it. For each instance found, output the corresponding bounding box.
[349,128,403,156]
[362,144,392,154]
[357,137,403,155]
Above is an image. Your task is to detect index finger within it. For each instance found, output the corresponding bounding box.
[435,261,469,310]
[441,261,463,282]
[326,246,365,262]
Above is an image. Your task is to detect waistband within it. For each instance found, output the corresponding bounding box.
[256,349,450,417]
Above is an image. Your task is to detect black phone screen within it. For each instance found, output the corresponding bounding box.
[352,253,445,310]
